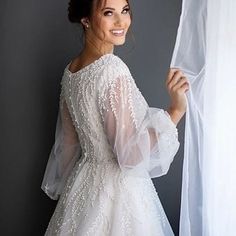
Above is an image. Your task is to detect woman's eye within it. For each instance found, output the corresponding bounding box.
[122,8,130,14]
[104,11,113,16]
[103,8,130,16]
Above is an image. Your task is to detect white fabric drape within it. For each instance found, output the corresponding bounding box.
[170,0,236,235]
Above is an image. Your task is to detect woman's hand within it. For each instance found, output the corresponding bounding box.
[165,68,189,126]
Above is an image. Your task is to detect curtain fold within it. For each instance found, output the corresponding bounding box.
[170,0,236,235]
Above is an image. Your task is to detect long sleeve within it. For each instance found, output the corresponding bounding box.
[100,67,180,178]
[41,94,81,200]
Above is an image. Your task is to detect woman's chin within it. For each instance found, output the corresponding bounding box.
[113,38,126,46]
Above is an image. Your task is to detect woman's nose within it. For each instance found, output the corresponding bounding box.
[114,14,123,26]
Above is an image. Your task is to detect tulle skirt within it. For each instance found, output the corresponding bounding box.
[44,156,175,236]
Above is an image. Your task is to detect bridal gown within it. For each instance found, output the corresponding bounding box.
[41,53,180,236]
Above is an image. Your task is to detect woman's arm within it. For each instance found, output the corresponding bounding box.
[166,107,186,126]
[98,66,180,178]
[41,96,81,200]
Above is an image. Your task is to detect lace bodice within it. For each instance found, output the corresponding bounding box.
[61,54,148,163]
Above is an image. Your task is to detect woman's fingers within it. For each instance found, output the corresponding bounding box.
[172,76,189,90]
[167,70,185,89]
[180,82,190,93]
[166,68,190,97]
[166,68,180,86]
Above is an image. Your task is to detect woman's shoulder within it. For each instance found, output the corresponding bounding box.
[98,54,131,77]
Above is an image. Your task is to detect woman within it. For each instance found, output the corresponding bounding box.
[41,0,189,235]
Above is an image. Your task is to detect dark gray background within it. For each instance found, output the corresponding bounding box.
[0,0,183,235]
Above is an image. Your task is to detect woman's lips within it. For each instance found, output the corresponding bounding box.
[110,29,125,36]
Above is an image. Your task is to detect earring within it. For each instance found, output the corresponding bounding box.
[81,19,89,29]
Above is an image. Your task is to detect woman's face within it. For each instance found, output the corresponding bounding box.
[88,0,131,49]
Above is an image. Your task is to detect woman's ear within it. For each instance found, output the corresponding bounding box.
[81,18,90,28]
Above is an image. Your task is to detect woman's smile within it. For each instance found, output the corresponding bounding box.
[110,29,125,36]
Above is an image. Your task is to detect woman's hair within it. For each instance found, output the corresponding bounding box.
[68,0,132,26]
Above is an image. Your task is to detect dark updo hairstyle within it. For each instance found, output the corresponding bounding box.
[68,0,93,26]
[68,0,133,29]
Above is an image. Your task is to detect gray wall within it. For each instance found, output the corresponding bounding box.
[0,0,183,235]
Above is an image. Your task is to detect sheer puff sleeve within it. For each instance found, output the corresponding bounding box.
[99,65,180,178]
[41,91,81,200]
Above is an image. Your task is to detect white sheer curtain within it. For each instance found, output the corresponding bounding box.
[170,0,236,235]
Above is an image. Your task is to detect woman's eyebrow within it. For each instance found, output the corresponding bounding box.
[101,4,129,11]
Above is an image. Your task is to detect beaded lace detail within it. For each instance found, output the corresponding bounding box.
[44,54,177,236]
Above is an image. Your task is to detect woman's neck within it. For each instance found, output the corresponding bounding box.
[81,37,114,58]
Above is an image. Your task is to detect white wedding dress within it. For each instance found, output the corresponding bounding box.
[41,53,180,236]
